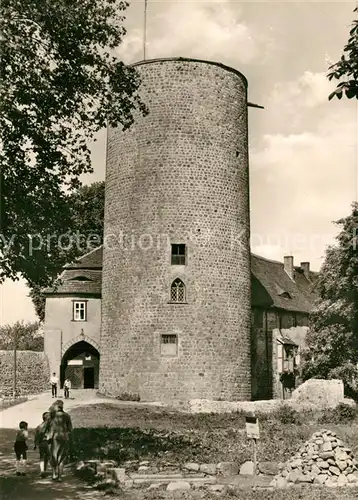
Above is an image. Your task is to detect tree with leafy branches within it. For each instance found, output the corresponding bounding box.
[301,203,358,398]
[0,320,43,351]
[328,6,358,100]
[28,181,105,322]
[0,0,146,288]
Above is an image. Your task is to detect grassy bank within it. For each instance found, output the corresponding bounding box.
[69,402,358,466]
[0,396,28,411]
[103,487,358,500]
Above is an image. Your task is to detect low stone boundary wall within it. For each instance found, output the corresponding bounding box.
[76,458,276,492]
[180,379,355,414]
[0,351,50,397]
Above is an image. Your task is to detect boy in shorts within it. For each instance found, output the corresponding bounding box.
[34,412,51,477]
[14,421,29,476]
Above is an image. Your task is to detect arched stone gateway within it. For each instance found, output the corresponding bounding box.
[60,340,100,389]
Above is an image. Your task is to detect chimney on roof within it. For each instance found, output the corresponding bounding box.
[284,255,294,280]
[301,261,310,280]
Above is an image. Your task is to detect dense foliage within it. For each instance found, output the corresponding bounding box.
[301,203,358,397]
[0,320,43,350]
[328,7,358,100]
[27,181,105,321]
[0,0,145,286]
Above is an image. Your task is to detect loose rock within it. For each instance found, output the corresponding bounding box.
[239,461,254,476]
[217,462,239,477]
[167,481,191,491]
[272,429,358,488]
[200,463,217,475]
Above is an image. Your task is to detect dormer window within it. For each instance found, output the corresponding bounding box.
[276,285,292,299]
[68,276,92,282]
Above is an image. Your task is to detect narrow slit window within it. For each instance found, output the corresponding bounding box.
[170,278,186,303]
[171,244,186,265]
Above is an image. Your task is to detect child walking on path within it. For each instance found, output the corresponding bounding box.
[64,378,71,399]
[34,412,51,478]
[14,421,29,476]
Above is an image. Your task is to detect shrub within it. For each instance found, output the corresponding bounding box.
[70,427,201,463]
[115,393,141,402]
[329,363,358,401]
[318,402,357,424]
[272,404,302,425]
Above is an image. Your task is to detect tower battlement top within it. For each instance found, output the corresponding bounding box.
[131,57,248,87]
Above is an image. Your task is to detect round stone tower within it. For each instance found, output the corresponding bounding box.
[100,57,251,402]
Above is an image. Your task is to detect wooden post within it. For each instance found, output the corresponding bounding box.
[60,329,63,388]
[13,329,17,399]
[246,414,259,490]
[0,163,3,233]
[252,438,257,490]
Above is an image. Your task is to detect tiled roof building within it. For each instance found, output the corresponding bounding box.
[43,246,317,400]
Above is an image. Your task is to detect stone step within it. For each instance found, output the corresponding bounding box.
[186,476,217,485]
[131,475,217,485]
[130,473,183,480]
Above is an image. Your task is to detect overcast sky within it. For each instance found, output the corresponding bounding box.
[1,0,357,325]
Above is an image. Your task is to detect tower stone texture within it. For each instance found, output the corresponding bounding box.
[100,58,251,402]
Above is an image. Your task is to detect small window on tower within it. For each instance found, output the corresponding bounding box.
[171,244,186,265]
[161,334,178,356]
[170,278,186,303]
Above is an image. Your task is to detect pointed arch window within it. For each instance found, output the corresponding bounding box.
[171,278,186,303]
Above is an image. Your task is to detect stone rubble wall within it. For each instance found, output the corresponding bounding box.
[76,458,276,493]
[183,379,355,414]
[0,350,50,397]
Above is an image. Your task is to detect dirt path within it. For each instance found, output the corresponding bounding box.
[0,391,109,498]
[0,390,167,498]
[0,389,165,429]
[0,429,104,500]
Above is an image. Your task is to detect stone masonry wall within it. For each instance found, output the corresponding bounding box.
[100,58,251,402]
[0,351,50,397]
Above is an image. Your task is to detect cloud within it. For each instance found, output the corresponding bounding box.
[250,70,357,269]
[269,71,336,113]
[118,1,271,65]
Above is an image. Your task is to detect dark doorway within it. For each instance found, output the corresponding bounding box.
[61,340,100,389]
[84,367,95,389]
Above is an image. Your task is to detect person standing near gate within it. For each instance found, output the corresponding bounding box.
[50,373,59,398]
[63,378,71,399]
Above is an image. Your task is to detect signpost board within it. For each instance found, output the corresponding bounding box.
[245,415,260,440]
[245,414,259,489]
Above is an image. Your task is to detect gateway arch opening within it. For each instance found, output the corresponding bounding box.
[61,340,100,389]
